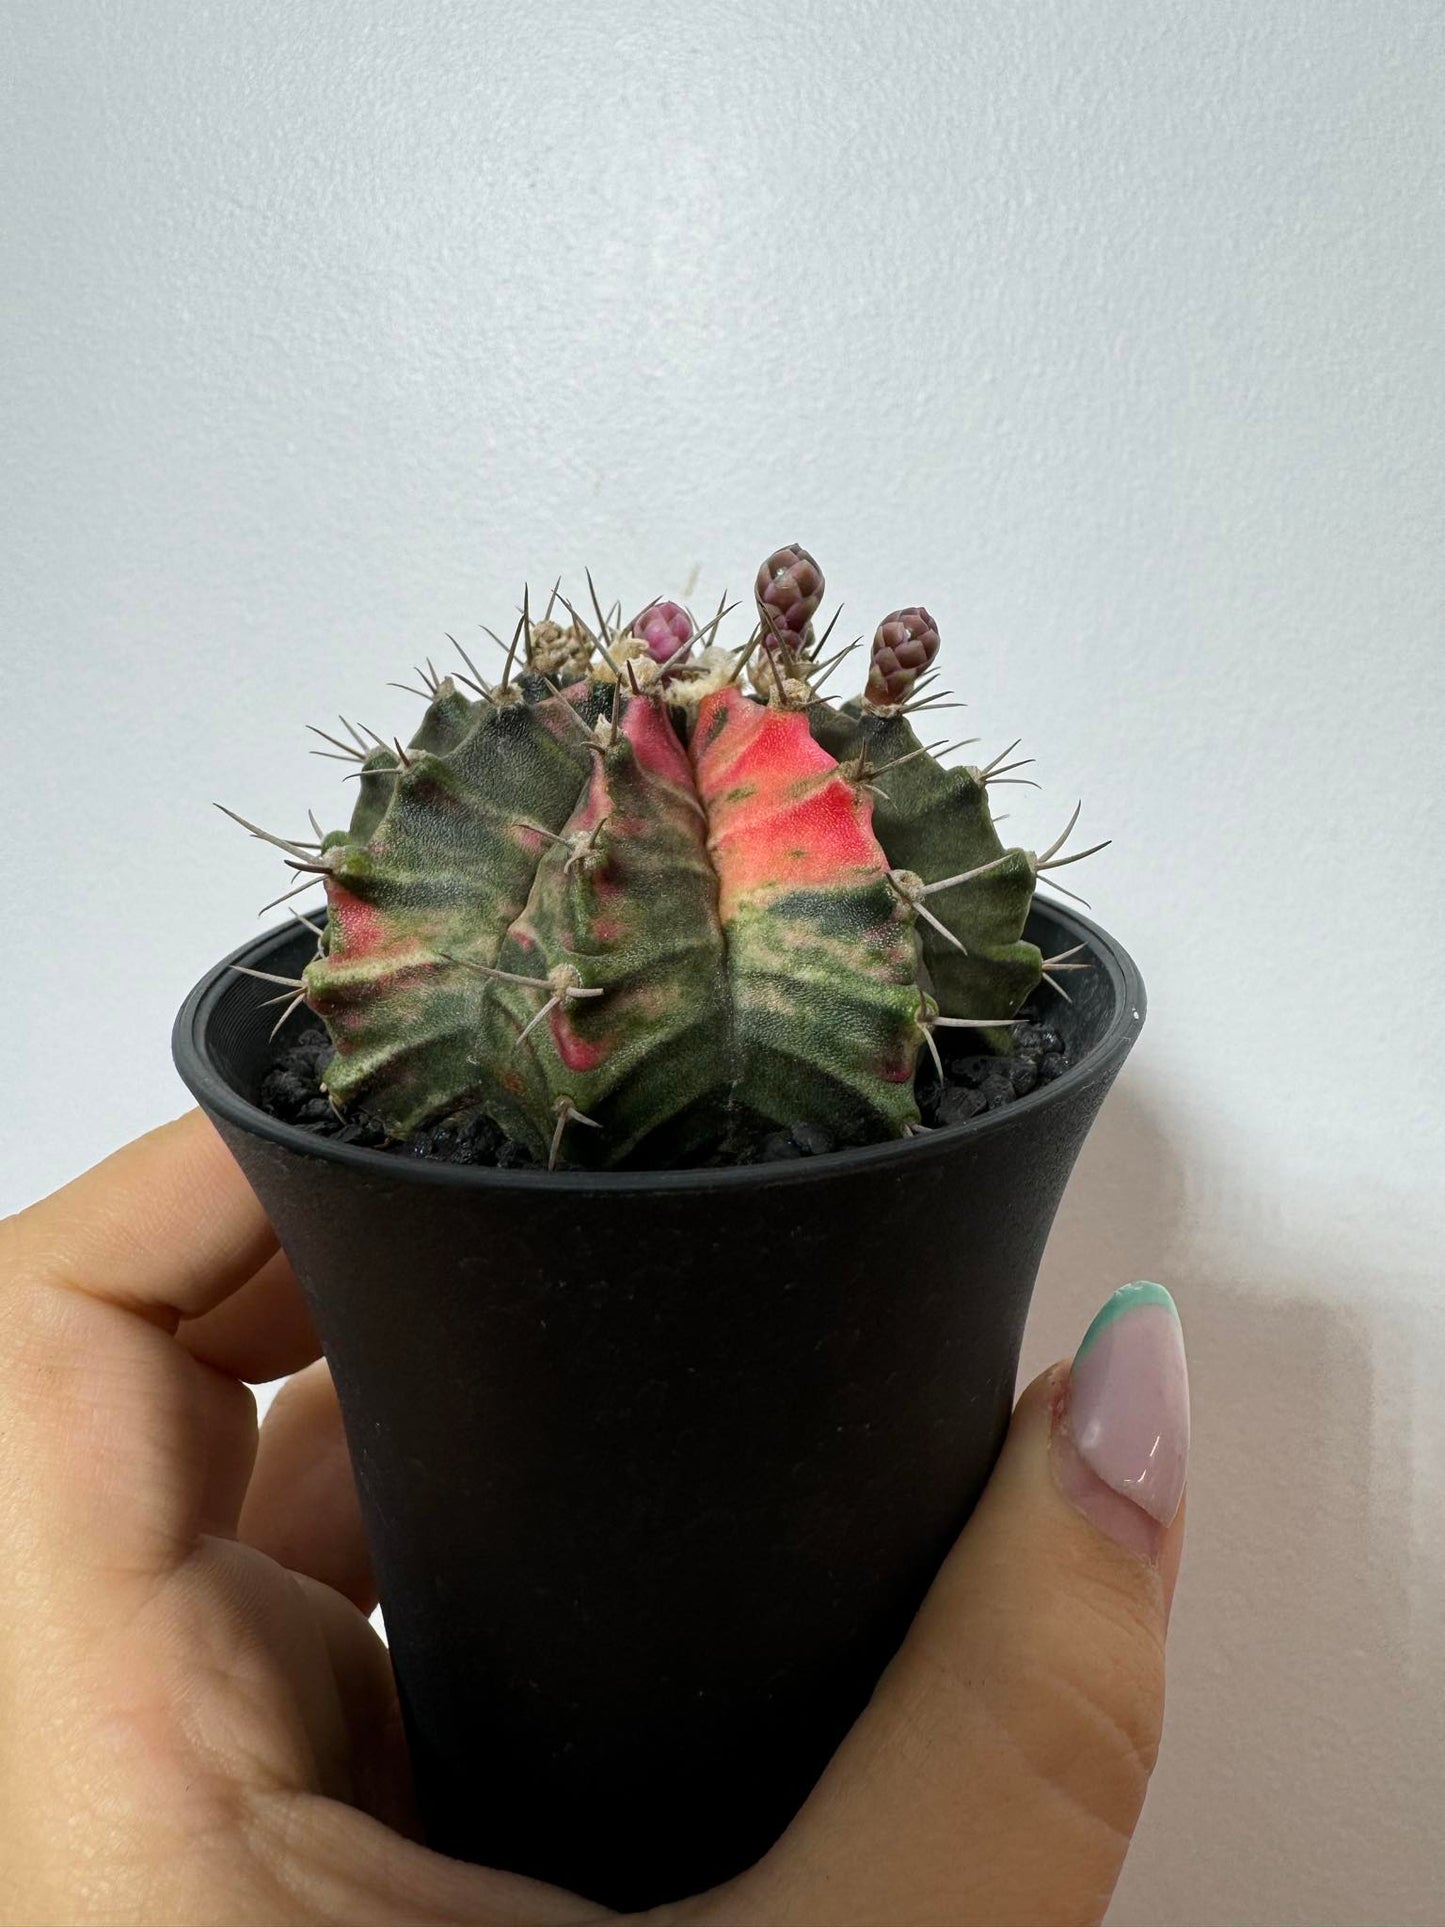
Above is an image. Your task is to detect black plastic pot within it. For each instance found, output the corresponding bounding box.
[173,899,1143,1910]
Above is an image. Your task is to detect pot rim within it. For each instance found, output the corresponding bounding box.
[173,897,1144,1195]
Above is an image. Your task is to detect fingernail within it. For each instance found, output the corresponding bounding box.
[1054,1282,1189,1558]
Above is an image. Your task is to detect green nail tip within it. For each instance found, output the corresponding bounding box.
[1074,1280,1179,1363]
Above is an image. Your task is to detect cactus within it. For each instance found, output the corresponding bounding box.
[223,551,1105,1168]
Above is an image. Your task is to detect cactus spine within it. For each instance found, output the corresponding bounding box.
[225,550,1105,1167]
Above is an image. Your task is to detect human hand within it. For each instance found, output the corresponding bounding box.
[0,1112,1186,1926]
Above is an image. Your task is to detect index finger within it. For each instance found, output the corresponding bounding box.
[8,1110,278,1328]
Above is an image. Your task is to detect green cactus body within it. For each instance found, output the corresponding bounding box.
[305,686,601,1132]
[811,702,1043,1051]
[481,693,735,1166]
[230,551,1103,1166]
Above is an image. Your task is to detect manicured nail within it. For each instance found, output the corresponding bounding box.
[1054,1282,1189,1557]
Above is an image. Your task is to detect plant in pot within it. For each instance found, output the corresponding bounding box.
[174,544,1144,1910]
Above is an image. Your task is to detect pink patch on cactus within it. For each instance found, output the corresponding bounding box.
[874,1038,919,1083]
[691,688,886,915]
[629,600,694,663]
[550,1012,610,1075]
[564,749,614,840]
[323,883,388,958]
[623,690,694,787]
[511,820,553,858]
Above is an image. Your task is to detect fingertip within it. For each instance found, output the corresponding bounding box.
[1018,1358,1071,1424]
[1051,1281,1189,1560]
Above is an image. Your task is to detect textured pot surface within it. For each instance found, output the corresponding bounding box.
[174,899,1143,1908]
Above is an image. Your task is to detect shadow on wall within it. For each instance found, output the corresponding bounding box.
[1022,1076,1445,1927]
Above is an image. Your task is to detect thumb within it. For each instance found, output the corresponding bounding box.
[747,1282,1188,1927]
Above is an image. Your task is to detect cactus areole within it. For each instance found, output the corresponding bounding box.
[223,551,1108,1170]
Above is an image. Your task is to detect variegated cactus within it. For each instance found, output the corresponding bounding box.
[224,554,1104,1167]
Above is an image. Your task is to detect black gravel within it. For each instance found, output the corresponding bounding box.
[258,1013,1072,1170]
[911,1016,1071,1136]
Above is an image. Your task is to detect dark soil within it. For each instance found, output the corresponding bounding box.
[257,1014,1073,1171]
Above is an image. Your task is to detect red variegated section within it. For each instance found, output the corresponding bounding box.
[691,687,885,911]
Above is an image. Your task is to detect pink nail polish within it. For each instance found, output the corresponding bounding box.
[1056,1282,1189,1555]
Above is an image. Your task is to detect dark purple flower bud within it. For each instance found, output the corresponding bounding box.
[755,544,824,647]
[864,607,940,707]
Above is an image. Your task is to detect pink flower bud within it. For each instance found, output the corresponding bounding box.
[629,600,694,663]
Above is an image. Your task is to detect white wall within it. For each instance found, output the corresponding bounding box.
[4,3,1443,1920]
